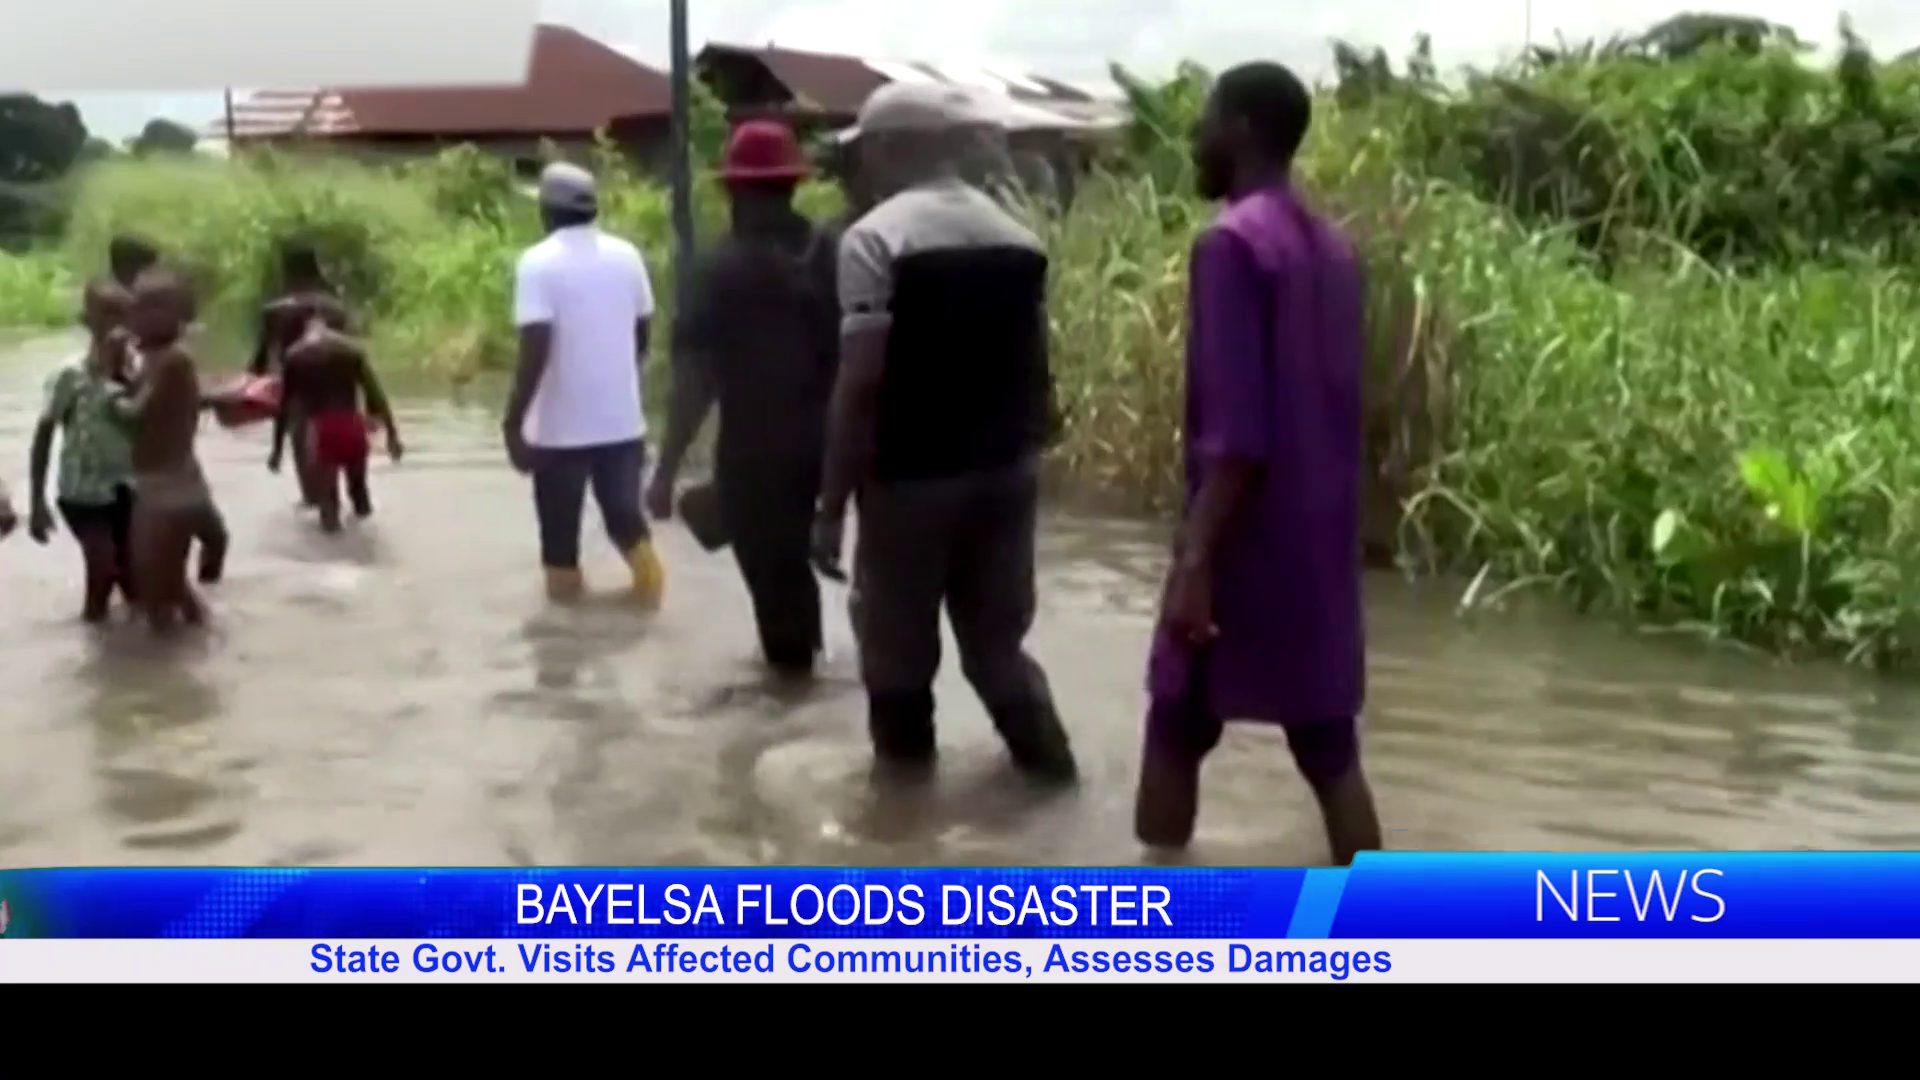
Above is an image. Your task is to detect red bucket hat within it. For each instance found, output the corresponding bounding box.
[718,119,812,183]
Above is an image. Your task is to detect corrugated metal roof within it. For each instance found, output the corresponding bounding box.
[701,43,892,117]
[217,24,668,141]
[703,43,1111,124]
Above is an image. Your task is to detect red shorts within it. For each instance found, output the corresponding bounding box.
[308,410,370,470]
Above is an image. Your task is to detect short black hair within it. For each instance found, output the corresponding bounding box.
[109,235,159,273]
[83,277,131,310]
[1214,62,1313,164]
[133,266,196,319]
[281,244,323,281]
[543,205,598,230]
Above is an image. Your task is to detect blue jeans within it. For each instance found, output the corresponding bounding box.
[531,439,651,570]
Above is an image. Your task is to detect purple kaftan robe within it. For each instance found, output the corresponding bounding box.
[1148,184,1367,726]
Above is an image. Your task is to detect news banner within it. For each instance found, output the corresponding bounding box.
[3,854,1920,982]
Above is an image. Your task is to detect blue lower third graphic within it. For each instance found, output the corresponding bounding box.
[1,854,1917,940]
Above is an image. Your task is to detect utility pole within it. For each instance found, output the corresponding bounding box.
[669,0,696,321]
[223,87,237,149]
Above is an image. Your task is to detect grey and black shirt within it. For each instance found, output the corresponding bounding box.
[839,177,1054,484]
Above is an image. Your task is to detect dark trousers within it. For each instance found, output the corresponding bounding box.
[719,454,822,671]
[851,459,1067,765]
[58,485,136,614]
[531,439,650,569]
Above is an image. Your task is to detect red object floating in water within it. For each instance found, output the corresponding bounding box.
[209,375,282,428]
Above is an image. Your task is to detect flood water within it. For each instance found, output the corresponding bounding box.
[3,335,1920,868]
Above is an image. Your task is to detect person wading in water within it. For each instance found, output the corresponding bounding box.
[1133,62,1383,865]
[811,84,1076,783]
[106,239,231,585]
[648,119,841,678]
[273,296,403,533]
[251,244,340,509]
[26,280,140,622]
[505,162,665,607]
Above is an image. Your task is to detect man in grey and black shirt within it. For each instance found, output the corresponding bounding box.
[812,83,1076,783]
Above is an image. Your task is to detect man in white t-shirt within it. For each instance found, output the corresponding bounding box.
[504,162,666,607]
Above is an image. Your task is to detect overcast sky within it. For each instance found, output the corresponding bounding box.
[54,0,1920,139]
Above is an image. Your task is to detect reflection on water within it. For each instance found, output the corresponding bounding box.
[3,335,1920,869]
[75,632,243,853]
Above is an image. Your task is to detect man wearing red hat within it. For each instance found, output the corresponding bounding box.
[648,119,842,678]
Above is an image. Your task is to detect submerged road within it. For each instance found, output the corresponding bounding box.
[4,336,1920,868]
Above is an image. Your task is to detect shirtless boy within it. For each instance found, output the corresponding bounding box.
[252,246,340,508]
[271,297,402,533]
[106,236,230,584]
[119,270,221,632]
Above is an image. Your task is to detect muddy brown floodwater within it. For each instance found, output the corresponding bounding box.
[3,335,1920,869]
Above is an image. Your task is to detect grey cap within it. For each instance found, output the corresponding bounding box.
[852,81,999,138]
[538,162,598,213]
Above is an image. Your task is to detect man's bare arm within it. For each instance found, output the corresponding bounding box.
[506,324,552,436]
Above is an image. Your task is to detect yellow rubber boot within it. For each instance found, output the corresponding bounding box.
[627,539,665,610]
[545,567,586,604]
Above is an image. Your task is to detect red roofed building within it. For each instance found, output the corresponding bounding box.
[216,24,672,170]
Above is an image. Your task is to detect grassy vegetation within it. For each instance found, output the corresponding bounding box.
[1065,32,1920,668]
[3,22,1920,667]
[0,248,74,330]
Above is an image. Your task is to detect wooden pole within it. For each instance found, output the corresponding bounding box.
[669,0,695,319]
[224,86,237,149]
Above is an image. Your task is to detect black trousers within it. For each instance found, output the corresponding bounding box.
[530,440,650,570]
[718,453,822,671]
[850,459,1068,766]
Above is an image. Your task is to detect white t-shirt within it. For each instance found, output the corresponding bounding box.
[512,225,655,449]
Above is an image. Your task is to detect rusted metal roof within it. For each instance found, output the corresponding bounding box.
[698,42,1110,122]
[217,24,669,141]
[699,43,891,118]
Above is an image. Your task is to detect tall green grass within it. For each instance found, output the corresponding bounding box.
[1055,52,1920,667]
[0,249,74,330]
[7,38,1920,667]
[50,145,843,382]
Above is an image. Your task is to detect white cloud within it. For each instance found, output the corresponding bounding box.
[3,0,542,90]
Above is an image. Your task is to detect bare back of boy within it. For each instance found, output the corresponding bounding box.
[255,289,336,373]
[283,323,400,532]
